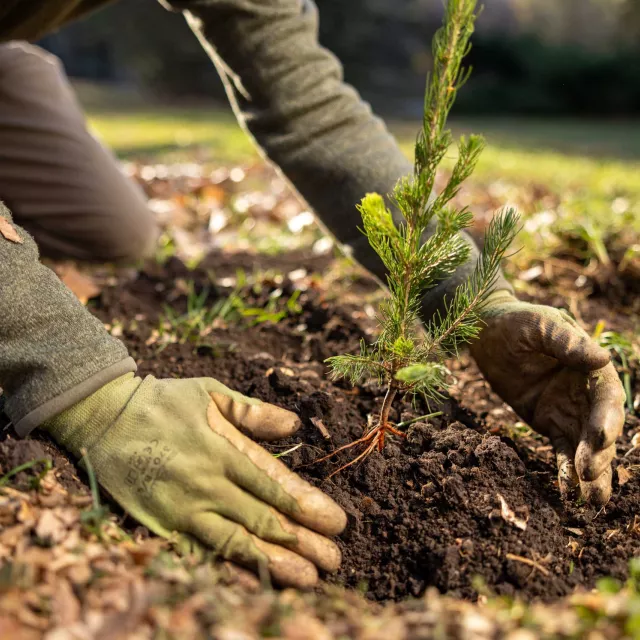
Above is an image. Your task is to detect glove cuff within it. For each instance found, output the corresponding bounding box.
[15,357,137,437]
[42,373,141,461]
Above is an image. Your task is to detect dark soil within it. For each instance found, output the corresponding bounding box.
[2,250,639,604]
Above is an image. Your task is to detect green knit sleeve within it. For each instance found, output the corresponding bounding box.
[0,204,136,437]
[160,0,511,317]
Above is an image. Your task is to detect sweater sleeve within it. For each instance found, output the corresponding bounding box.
[0,204,136,437]
[159,0,512,317]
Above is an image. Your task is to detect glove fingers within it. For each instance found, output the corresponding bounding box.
[208,399,347,537]
[522,310,611,372]
[198,479,341,573]
[575,440,617,484]
[583,365,626,451]
[204,478,296,547]
[579,465,613,507]
[210,390,300,441]
[551,433,579,499]
[271,509,342,573]
[189,511,318,589]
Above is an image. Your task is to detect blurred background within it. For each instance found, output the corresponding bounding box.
[41,0,640,118]
[34,0,640,311]
[34,0,640,414]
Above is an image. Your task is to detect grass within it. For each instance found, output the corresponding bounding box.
[150,274,304,352]
[88,107,252,163]
[83,93,640,267]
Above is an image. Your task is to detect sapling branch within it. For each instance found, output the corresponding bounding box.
[321,0,519,475]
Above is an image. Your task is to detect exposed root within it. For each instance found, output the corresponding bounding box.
[312,421,407,479]
[505,553,550,577]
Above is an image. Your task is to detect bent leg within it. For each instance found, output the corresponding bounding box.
[0,42,158,262]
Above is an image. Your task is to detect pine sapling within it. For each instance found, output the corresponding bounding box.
[320,0,519,476]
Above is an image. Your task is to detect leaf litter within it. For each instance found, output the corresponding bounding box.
[0,157,639,637]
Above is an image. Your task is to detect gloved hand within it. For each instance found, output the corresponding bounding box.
[43,373,346,588]
[470,290,626,506]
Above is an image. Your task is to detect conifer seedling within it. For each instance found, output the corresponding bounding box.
[321,0,519,476]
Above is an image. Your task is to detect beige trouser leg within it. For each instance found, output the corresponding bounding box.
[0,42,158,261]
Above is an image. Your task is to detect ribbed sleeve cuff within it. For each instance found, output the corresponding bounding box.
[13,357,137,437]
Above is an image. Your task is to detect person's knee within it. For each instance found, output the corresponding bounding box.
[93,206,159,263]
[29,201,160,264]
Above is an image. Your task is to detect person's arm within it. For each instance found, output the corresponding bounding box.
[0,204,136,436]
[159,0,512,318]
[158,0,624,506]
[0,206,345,587]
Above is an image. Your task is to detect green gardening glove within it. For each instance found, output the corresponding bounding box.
[43,374,346,588]
[470,290,626,506]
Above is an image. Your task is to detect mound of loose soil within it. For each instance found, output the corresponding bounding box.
[2,251,639,604]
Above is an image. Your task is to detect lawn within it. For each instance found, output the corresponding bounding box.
[86,102,640,208]
[86,102,640,274]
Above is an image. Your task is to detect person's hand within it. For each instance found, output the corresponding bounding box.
[469,290,625,506]
[43,374,346,588]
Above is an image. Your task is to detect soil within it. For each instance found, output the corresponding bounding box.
[1,250,639,604]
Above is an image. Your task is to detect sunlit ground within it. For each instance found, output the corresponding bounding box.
[83,91,640,275]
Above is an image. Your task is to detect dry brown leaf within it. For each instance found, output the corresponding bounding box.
[125,538,166,567]
[17,499,37,526]
[0,614,40,640]
[65,561,93,587]
[166,593,207,636]
[54,264,101,305]
[496,494,528,531]
[566,540,581,554]
[35,510,69,546]
[51,579,81,627]
[617,465,632,486]
[48,552,85,574]
[0,217,23,244]
[0,524,27,547]
[280,613,333,640]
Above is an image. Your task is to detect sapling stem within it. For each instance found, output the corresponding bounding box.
[378,384,398,427]
[320,0,519,475]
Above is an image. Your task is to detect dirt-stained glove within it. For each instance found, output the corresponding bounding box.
[43,373,346,588]
[469,290,625,506]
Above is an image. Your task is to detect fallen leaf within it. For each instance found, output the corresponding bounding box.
[280,613,332,640]
[496,494,528,531]
[51,579,81,627]
[54,264,101,305]
[35,510,68,545]
[0,614,40,640]
[617,466,632,486]
[125,538,166,567]
[0,217,23,243]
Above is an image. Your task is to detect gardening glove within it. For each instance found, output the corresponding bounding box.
[469,290,626,506]
[43,373,347,588]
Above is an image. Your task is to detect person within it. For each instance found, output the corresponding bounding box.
[0,0,625,589]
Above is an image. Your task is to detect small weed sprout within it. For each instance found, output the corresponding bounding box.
[156,276,303,351]
[0,458,52,490]
[322,0,518,475]
[593,322,639,414]
[79,448,111,540]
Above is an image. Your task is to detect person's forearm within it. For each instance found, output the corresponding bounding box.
[161,0,512,317]
[0,204,136,436]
